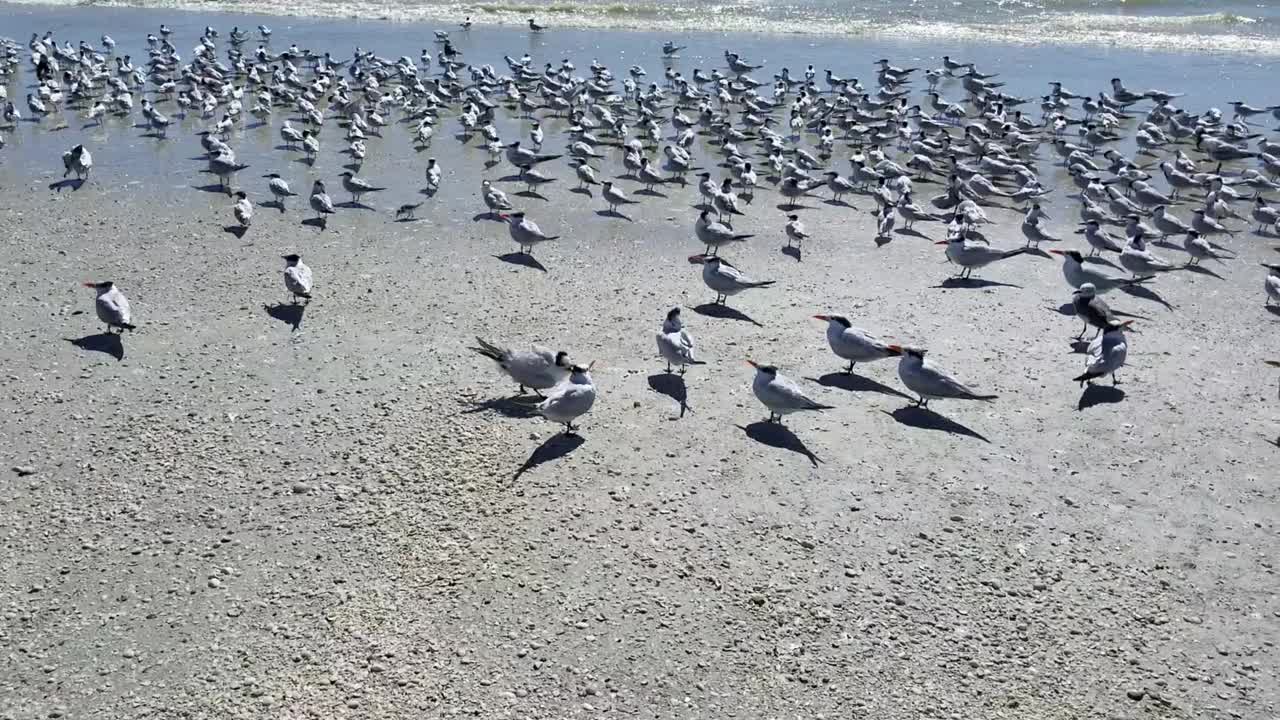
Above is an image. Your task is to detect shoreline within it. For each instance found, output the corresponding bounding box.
[4,0,1280,57]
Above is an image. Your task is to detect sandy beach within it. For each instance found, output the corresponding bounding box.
[2,5,1279,719]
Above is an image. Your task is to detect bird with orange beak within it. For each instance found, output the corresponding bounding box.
[747,359,834,423]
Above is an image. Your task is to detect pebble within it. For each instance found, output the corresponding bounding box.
[291,482,313,494]
[12,465,36,477]
[1126,688,1146,701]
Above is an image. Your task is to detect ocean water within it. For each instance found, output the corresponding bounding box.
[5,0,1280,55]
[0,0,1275,242]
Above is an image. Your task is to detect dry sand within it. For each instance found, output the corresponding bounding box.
[2,31,1279,720]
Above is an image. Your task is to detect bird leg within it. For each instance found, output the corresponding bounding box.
[679,365,687,376]
[1111,372,1122,386]
[665,362,672,374]
[844,361,855,375]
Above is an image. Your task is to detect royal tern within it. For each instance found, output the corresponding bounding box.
[813,315,898,373]
[1263,264,1280,306]
[747,360,834,424]
[309,179,336,220]
[84,280,135,333]
[1049,249,1153,293]
[500,212,558,255]
[938,236,1029,279]
[784,215,810,248]
[339,172,385,204]
[233,191,253,228]
[265,173,296,212]
[1118,234,1177,277]
[282,254,313,303]
[656,308,704,374]
[1183,230,1230,266]
[695,211,752,255]
[62,144,92,180]
[469,337,571,396]
[1070,283,1114,339]
[889,346,996,407]
[1073,320,1131,386]
[481,179,513,217]
[688,255,775,305]
[537,364,596,435]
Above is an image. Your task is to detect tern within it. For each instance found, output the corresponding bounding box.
[62,144,92,180]
[1071,283,1114,339]
[339,172,385,204]
[309,180,336,220]
[505,141,560,167]
[425,158,442,193]
[84,280,135,333]
[500,211,559,255]
[747,360,834,424]
[537,364,596,436]
[1081,220,1125,255]
[1049,249,1154,293]
[1263,264,1280,306]
[888,346,995,407]
[1118,233,1177,277]
[656,308,704,374]
[938,236,1029,279]
[1183,230,1230,266]
[813,315,898,373]
[601,181,634,213]
[264,174,297,212]
[784,215,810,248]
[282,254,313,303]
[469,337,571,396]
[481,179,513,216]
[688,255,776,305]
[1073,320,1131,386]
[694,211,752,255]
[233,191,253,228]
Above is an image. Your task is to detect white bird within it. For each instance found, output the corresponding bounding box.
[233,191,253,228]
[62,144,92,180]
[784,214,810,248]
[425,157,442,192]
[695,210,752,255]
[813,315,898,373]
[84,280,135,333]
[469,337,571,396]
[656,308,704,374]
[265,173,297,212]
[481,179,513,216]
[309,179,336,220]
[687,255,776,305]
[1262,263,1280,306]
[890,346,997,407]
[1049,249,1153,293]
[1073,320,1130,386]
[601,181,633,213]
[501,211,559,255]
[282,253,313,302]
[536,364,596,435]
[939,236,1030,279]
[747,360,834,423]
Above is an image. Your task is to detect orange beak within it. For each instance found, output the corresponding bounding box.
[746,359,759,368]
[81,281,95,288]
[886,344,903,355]
[934,240,949,245]
[813,314,830,321]
[1048,249,1066,256]
[688,254,707,264]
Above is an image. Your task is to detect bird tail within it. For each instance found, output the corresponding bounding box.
[538,153,563,162]
[298,292,312,299]
[969,393,998,401]
[732,234,754,241]
[120,322,137,331]
[544,235,561,241]
[809,402,837,411]
[1001,247,1031,259]
[1072,370,1101,384]
[468,337,505,362]
[747,280,777,288]
[687,360,708,366]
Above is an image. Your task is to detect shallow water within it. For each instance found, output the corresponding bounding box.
[1,0,1275,230]
[7,0,1280,55]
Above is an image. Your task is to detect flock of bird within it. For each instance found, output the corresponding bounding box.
[3,20,1280,438]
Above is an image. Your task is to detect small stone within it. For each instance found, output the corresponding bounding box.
[749,594,766,606]
[291,482,313,494]
[1126,688,1145,701]
[208,578,222,589]
[12,466,36,477]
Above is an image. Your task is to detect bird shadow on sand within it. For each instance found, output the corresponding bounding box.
[1077,384,1125,411]
[495,253,547,272]
[472,212,506,223]
[336,201,376,210]
[782,245,802,262]
[66,333,124,361]
[648,373,690,417]
[301,217,328,231]
[738,422,821,467]
[514,433,585,479]
[223,225,249,239]
[882,406,990,443]
[192,183,233,194]
[635,188,670,198]
[49,178,85,192]
[874,235,893,248]
[808,372,911,400]
[1119,283,1174,311]
[259,199,286,213]
[692,303,762,327]
[935,277,1022,289]
[497,174,524,183]
[569,187,594,197]
[1182,264,1225,280]
[1081,255,1122,270]
[1265,305,1280,318]
[461,394,540,418]
[776,203,816,212]
[823,198,856,209]
[894,227,932,240]
[264,302,306,331]
[515,190,550,201]
[596,209,634,222]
